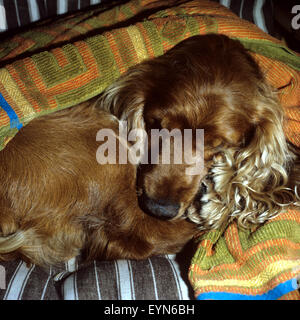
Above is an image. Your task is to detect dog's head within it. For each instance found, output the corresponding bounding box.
[98,34,299,230]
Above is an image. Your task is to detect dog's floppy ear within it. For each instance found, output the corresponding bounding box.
[199,81,299,230]
[96,67,152,165]
[233,80,300,222]
[241,81,291,179]
[96,68,147,133]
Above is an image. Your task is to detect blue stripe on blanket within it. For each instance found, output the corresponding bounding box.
[196,279,298,300]
[0,92,23,130]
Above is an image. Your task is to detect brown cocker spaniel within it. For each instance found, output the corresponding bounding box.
[0,34,299,266]
[100,34,300,230]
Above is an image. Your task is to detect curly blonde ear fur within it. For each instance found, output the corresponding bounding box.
[188,81,299,230]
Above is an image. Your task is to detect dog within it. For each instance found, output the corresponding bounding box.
[99,34,300,230]
[0,34,299,266]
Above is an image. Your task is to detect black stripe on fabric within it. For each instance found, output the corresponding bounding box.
[74,264,100,300]
[45,0,57,16]
[92,261,119,300]
[229,0,242,17]
[80,0,91,9]
[20,265,58,300]
[262,0,275,35]
[16,0,30,26]
[241,0,255,23]
[37,0,47,19]
[166,257,183,300]
[149,256,180,300]
[130,259,157,300]
[3,0,19,29]
[68,0,79,11]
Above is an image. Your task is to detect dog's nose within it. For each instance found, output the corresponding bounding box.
[139,194,180,219]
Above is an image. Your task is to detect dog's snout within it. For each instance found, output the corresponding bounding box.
[139,194,180,219]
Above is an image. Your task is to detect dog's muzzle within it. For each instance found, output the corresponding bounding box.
[138,193,180,219]
[139,182,208,220]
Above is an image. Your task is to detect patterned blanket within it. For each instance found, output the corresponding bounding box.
[0,0,299,300]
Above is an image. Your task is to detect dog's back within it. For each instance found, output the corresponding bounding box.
[0,101,197,266]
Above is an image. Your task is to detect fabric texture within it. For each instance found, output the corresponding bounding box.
[0,0,299,300]
[0,0,109,33]
[0,259,60,300]
[59,255,191,300]
[189,210,300,300]
[0,255,192,300]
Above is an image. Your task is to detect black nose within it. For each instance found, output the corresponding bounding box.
[139,194,180,219]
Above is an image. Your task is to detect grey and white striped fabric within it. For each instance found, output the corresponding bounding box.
[0,260,60,300]
[211,0,275,35]
[0,0,111,33]
[0,0,275,35]
[0,255,193,300]
[61,255,191,300]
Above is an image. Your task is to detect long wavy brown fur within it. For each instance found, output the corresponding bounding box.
[98,34,300,230]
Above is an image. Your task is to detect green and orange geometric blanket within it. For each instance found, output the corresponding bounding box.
[0,0,299,299]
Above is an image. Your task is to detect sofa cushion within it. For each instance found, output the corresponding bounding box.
[57,255,192,300]
[0,254,193,300]
[0,259,60,300]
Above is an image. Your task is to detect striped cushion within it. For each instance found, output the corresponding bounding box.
[0,260,60,300]
[60,256,192,300]
[0,0,117,33]
[0,0,275,36]
[211,0,275,36]
[0,255,193,300]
